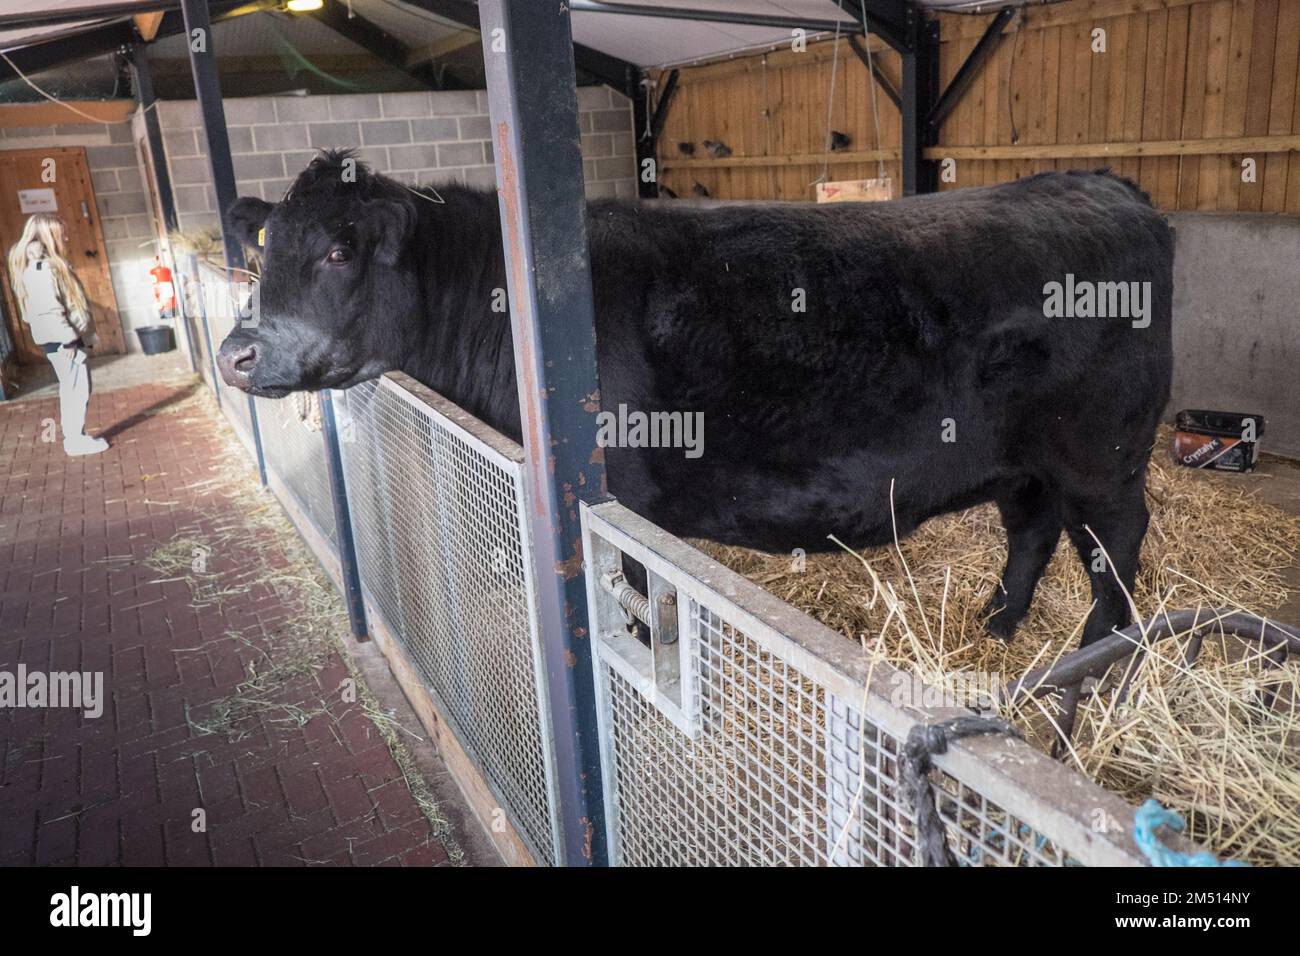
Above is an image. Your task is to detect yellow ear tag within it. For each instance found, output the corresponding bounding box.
[257,227,265,247]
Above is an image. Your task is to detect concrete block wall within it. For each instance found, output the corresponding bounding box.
[1169,212,1300,459]
[1,121,162,347]
[157,86,637,236]
[2,86,634,352]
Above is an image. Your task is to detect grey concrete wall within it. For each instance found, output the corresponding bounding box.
[1169,212,1300,460]
[1,122,161,345]
[156,86,637,236]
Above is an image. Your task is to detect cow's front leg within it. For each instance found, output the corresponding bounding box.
[984,477,1062,640]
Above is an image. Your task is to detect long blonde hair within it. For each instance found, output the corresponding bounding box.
[7,213,90,320]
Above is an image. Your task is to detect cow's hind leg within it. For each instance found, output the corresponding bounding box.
[1063,480,1149,647]
[985,477,1062,640]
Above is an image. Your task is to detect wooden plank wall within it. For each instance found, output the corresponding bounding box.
[652,0,1300,211]
[655,37,904,201]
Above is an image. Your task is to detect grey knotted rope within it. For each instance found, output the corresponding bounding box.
[903,716,1023,867]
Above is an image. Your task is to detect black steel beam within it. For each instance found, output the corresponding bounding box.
[131,44,178,234]
[181,0,243,272]
[0,1,276,84]
[847,34,900,110]
[916,16,940,193]
[307,1,464,91]
[900,51,918,192]
[899,4,942,196]
[926,5,1015,136]
[629,68,656,199]
[834,0,910,53]
[649,67,679,141]
[181,0,268,486]
[572,40,634,91]
[0,20,136,83]
[0,4,170,28]
[405,0,638,91]
[319,391,370,642]
[479,0,610,866]
[633,66,677,199]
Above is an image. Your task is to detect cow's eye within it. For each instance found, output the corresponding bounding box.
[326,246,352,265]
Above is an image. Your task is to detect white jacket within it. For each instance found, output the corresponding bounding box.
[21,259,86,346]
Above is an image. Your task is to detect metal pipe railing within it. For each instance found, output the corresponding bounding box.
[1006,609,1300,754]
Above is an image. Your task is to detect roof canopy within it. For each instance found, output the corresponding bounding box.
[0,0,1029,88]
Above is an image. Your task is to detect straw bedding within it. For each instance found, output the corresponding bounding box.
[696,428,1300,865]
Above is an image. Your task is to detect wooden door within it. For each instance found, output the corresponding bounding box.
[0,146,126,364]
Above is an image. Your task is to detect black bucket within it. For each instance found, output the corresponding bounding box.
[136,325,176,355]
[1172,409,1266,473]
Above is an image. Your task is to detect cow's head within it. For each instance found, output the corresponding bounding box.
[215,149,419,397]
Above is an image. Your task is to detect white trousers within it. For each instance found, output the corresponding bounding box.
[45,346,91,441]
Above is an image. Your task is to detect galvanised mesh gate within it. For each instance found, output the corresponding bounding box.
[253,393,338,550]
[335,373,562,865]
[583,501,1151,868]
[191,262,258,461]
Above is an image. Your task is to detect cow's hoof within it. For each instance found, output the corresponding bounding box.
[983,596,1020,641]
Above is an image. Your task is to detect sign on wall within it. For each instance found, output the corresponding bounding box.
[17,188,57,214]
[815,178,892,203]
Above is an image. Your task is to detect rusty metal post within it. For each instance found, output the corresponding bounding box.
[479,0,610,866]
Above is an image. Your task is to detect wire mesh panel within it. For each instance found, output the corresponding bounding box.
[254,393,337,549]
[192,264,257,460]
[178,263,213,392]
[336,374,561,864]
[584,501,1151,868]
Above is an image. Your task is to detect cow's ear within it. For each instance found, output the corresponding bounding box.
[367,198,416,266]
[227,197,273,250]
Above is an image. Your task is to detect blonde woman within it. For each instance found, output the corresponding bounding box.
[7,213,108,456]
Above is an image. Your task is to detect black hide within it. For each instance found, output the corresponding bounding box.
[218,153,1174,645]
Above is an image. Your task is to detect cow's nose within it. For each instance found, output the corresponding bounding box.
[217,343,258,387]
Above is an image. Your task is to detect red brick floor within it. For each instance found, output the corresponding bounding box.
[0,379,459,866]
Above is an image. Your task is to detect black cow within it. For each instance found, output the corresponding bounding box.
[217,151,1173,647]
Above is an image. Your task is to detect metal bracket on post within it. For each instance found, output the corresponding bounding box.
[480,0,611,867]
[319,390,369,642]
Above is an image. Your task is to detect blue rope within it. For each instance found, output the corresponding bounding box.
[1133,799,1249,867]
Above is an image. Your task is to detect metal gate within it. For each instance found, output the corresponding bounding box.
[254,392,337,550]
[335,373,563,864]
[583,500,1150,867]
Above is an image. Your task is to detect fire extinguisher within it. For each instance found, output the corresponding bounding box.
[150,257,176,319]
